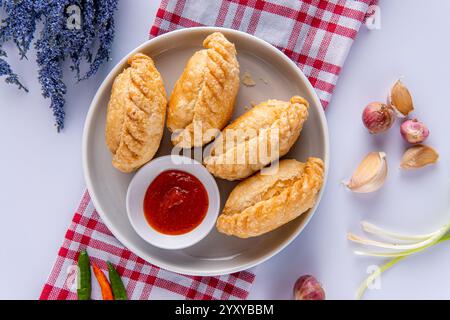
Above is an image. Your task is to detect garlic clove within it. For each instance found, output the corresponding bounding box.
[346,152,388,193]
[390,79,414,117]
[400,144,439,169]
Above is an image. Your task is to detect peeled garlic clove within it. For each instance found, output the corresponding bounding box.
[390,79,414,117]
[346,152,387,193]
[401,145,439,169]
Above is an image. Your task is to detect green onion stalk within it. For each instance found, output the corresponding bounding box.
[349,220,450,299]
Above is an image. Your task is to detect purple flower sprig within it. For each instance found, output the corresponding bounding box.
[0,0,39,59]
[0,0,119,131]
[35,0,68,131]
[0,50,28,92]
[81,0,119,80]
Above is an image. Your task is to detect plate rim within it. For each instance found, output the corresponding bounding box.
[82,26,330,276]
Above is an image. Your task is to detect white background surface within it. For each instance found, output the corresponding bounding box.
[1,0,449,300]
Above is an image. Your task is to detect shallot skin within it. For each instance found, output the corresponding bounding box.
[362,102,395,134]
[293,275,325,300]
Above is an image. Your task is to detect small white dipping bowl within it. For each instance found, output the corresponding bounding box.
[126,155,220,250]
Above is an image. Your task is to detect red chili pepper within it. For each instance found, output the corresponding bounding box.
[92,262,114,300]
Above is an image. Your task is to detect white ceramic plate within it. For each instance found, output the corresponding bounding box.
[83,27,329,276]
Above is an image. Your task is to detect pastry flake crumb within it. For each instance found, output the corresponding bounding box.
[259,77,268,85]
[242,70,256,87]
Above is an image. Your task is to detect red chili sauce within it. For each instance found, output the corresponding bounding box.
[143,170,209,235]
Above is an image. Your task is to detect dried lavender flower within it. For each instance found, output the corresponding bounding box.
[0,0,119,131]
[72,0,96,79]
[82,0,119,80]
[35,0,69,131]
[0,51,28,91]
[0,0,40,59]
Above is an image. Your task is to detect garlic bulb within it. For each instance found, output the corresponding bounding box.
[390,79,414,117]
[362,102,395,134]
[346,152,388,193]
[400,119,429,144]
[400,145,439,169]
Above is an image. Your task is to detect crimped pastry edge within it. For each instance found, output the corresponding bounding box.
[168,32,240,148]
[216,157,324,238]
[204,96,310,180]
[106,53,167,173]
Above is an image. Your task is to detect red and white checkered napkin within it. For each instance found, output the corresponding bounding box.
[151,0,377,107]
[41,0,376,300]
[40,191,255,300]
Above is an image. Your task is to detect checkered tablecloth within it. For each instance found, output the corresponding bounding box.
[151,0,377,108]
[41,0,377,300]
[40,191,255,300]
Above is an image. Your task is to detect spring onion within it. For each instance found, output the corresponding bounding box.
[349,219,450,299]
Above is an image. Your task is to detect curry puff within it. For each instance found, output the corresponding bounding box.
[204,96,310,181]
[105,53,167,173]
[167,32,240,148]
[216,158,324,238]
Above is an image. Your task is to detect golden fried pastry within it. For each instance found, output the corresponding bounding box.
[217,158,324,238]
[167,32,240,148]
[105,53,167,173]
[204,96,309,180]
